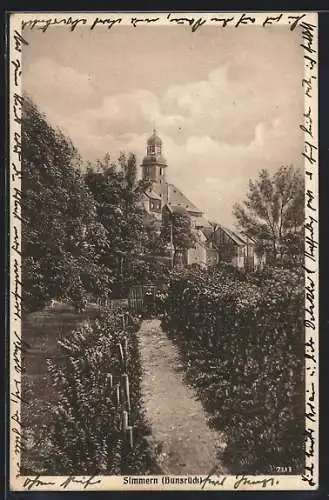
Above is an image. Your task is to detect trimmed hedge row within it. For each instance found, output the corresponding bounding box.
[162,265,304,474]
[43,308,158,475]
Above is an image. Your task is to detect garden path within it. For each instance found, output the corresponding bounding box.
[137,318,227,475]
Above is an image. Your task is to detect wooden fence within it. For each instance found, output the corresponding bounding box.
[128,285,157,313]
[97,284,165,314]
[108,332,134,448]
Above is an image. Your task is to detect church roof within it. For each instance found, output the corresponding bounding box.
[164,205,211,231]
[167,183,202,214]
[164,204,188,215]
[147,129,162,146]
[192,215,211,228]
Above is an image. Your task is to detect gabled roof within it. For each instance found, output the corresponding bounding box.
[144,189,161,201]
[167,183,202,214]
[225,228,247,246]
[201,227,213,240]
[148,181,203,214]
[235,231,256,246]
[192,215,211,228]
[211,223,254,247]
[163,204,187,215]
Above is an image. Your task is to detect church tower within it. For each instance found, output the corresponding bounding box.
[141,129,168,206]
[141,129,167,183]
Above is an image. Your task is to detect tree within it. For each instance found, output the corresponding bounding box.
[233,166,304,264]
[22,96,111,312]
[160,207,196,267]
[85,153,159,294]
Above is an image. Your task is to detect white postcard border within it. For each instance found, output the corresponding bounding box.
[9,11,319,492]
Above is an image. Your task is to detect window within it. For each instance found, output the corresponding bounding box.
[160,167,163,175]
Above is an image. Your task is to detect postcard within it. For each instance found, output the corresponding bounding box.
[8,11,318,491]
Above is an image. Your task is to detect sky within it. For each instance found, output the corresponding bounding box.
[22,24,304,228]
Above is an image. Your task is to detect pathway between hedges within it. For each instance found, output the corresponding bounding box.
[137,318,227,475]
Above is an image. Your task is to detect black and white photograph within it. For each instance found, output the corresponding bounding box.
[9,12,318,491]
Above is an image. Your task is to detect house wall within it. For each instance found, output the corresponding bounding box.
[254,251,266,270]
[214,229,237,262]
[142,198,149,212]
[206,248,218,266]
[152,211,162,222]
[213,227,262,270]
[232,255,245,269]
[187,242,207,267]
[149,199,161,213]
[142,196,162,221]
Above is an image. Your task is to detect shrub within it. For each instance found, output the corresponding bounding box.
[163,265,304,473]
[44,308,155,475]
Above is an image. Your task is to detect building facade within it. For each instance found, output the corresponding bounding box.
[141,130,263,270]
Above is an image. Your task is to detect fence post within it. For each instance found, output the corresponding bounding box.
[123,336,128,355]
[107,373,113,389]
[127,426,134,449]
[116,383,121,406]
[117,342,124,369]
[121,373,131,411]
[122,410,128,432]
[123,336,128,370]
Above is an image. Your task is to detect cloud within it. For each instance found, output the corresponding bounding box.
[81,90,160,136]
[24,51,303,227]
[24,57,95,111]
[161,58,303,146]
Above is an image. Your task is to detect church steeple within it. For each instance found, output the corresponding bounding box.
[141,129,167,183]
[147,128,162,157]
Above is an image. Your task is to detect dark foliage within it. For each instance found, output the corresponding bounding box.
[162,265,304,474]
[42,309,157,475]
[233,166,304,264]
[21,96,112,312]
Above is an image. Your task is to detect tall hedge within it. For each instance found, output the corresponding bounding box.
[163,265,304,473]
